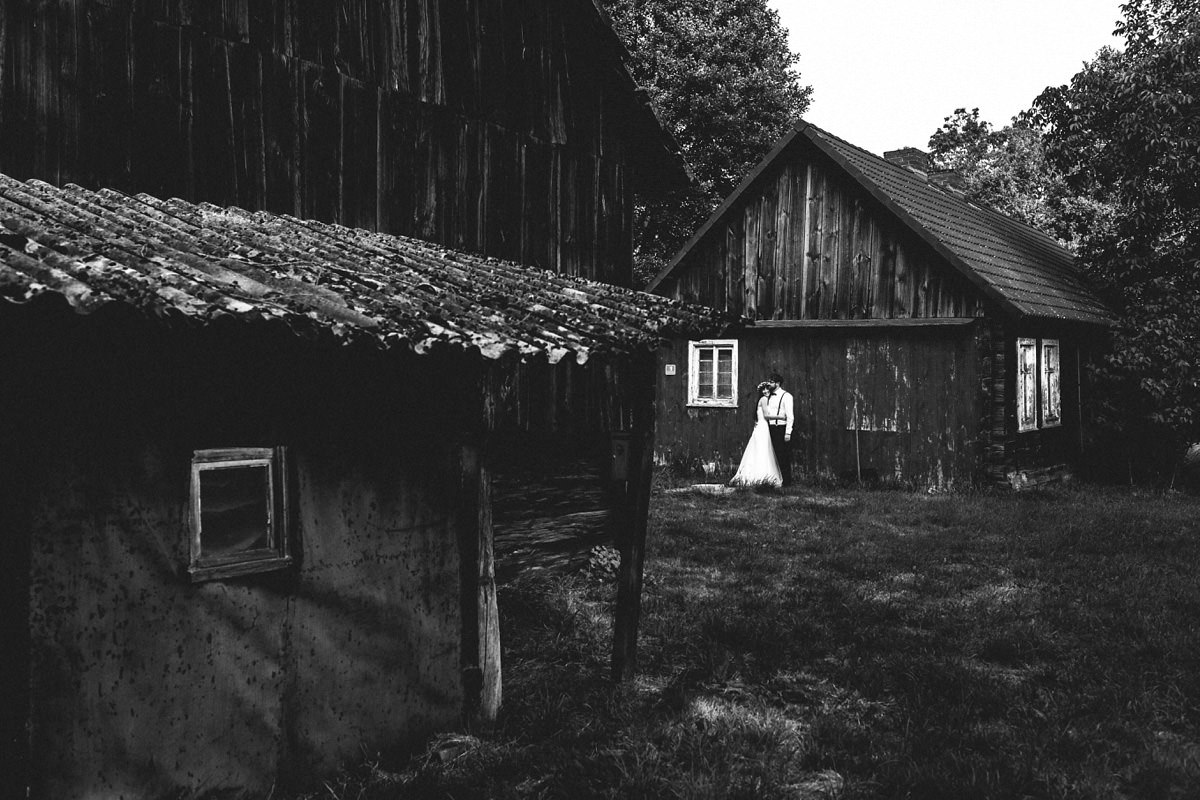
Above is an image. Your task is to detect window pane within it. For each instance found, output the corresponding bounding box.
[697,348,714,398]
[199,465,271,558]
[716,348,733,398]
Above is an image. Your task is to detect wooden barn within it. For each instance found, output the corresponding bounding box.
[0,2,724,795]
[0,0,682,286]
[648,122,1113,488]
[0,175,724,798]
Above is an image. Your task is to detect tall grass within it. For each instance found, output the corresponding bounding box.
[299,485,1200,799]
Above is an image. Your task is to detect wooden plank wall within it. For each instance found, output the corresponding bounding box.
[0,0,635,284]
[655,326,981,488]
[671,150,982,321]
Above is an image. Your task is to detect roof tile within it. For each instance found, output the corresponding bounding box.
[0,175,728,362]
[807,125,1112,325]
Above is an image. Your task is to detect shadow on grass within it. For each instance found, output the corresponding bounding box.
[633,485,1200,798]
[296,485,1200,799]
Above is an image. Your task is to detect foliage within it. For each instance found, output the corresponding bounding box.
[601,0,812,286]
[930,1,1200,476]
[288,484,1200,799]
[926,108,1110,251]
[1031,0,1200,468]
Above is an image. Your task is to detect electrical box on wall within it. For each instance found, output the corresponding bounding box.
[664,364,676,376]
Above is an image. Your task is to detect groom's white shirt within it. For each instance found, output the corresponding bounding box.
[766,389,794,437]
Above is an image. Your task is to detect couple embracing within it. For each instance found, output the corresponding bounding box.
[730,372,793,488]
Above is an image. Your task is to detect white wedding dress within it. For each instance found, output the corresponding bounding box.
[729,401,783,487]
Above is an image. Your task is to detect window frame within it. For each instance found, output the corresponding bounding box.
[1017,338,1039,433]
[189,447,292,582]
[687,339,739,408]
[1041,339,1062,428]
[1016,337,1063,433]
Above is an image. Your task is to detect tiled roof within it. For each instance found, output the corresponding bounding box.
[804,124,1112,326]
[0,175,727,363]
[651,120,1112,326]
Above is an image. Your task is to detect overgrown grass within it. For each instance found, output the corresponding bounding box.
[299,484,1200,799]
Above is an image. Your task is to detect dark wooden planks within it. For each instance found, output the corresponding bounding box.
[669,144,982,321]
[654,327,981,487]
[1,0,644,285]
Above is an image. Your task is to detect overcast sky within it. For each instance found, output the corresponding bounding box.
[767,0,1126,156]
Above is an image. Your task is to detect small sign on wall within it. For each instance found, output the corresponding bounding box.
[664,364,677,376]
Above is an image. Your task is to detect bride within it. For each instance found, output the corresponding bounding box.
[729,381,783,488]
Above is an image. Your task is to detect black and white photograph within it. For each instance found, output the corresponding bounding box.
[2,0,1198,797]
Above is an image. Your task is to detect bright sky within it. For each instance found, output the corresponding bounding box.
[768,0,1126,156]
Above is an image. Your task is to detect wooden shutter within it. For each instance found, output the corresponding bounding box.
[1041,340,1061,427]
[1017,338,1037,432]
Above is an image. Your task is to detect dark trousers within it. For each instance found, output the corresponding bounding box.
[767,424,792,485]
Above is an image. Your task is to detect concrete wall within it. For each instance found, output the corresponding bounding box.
[6,303,470,798]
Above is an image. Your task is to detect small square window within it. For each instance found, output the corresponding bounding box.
[189,447,291,581]
[687,339,738,408]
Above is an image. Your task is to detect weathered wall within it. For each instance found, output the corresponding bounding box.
[655,325,982,488]
[25,440,463,798]
[5,302,468,798]
[3,295,656,796]
[662,141,982,321]
[0,0,648,284]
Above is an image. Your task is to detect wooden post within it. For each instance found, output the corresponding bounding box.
[0,362,32,794]
[455,439,502,722]
[612,354,657,682]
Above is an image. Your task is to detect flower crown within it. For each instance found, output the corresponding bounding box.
[756,381,775,395]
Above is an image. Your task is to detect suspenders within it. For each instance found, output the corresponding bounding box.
[768,391,786,424]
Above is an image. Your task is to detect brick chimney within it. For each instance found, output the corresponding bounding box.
[929,168,967,191]
[883,147,930,175]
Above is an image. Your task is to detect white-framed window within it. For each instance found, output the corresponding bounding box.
[687,339,738,407]
[189,447,291,582]
[1017,337,1062,432]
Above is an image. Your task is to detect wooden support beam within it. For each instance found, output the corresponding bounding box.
[752,317,978,329]
[455,440,502,722]
[612,355,656,682]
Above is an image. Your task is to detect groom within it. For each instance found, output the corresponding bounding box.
[763,372,794,486]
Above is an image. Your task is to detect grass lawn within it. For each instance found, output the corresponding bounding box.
[307,483,1200,799]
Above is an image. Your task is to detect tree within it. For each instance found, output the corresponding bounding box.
[601,0,812,286]
[927,1,1200,481]
[1031,0,1200,478]
[927,108,1108,251]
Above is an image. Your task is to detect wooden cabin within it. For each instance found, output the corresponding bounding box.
[0,175,724,798]
[0,0,684,286]
[649,122,1112,488]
